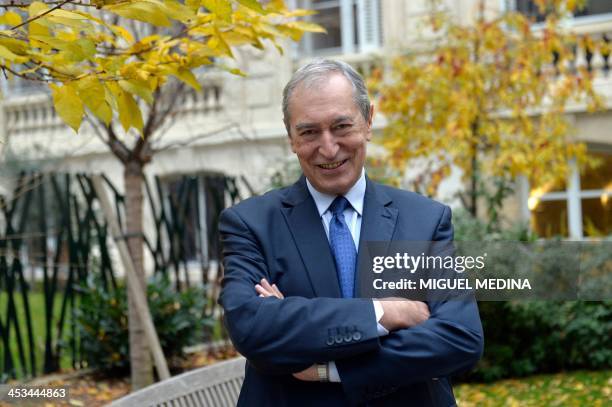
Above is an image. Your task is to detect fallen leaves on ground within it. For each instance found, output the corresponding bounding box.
[455,370,611,406]
[1,345,238,407]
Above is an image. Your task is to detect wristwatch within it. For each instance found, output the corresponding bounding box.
[316,363,329,382]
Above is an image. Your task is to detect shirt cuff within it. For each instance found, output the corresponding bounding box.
[328,361,341,382]
[373,299,389,336]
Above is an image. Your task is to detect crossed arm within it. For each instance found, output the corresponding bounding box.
[255,278,430,381]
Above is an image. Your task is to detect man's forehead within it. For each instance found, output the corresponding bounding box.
[301,71,348,90]
[289,76,356,113]
[295,115,356,129]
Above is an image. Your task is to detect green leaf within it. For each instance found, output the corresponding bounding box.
[229,68,246,76]
[46,9,92,30]
[118,79,154,104]
[287,21,327,34]
[0,37,28,54]
[50,83,83,132]
[105,1,171,27]
[236,0,267,14]
[174,68,201,91]
[0,11,22,27]
[76,77,113,125]
[110,24,134,43]
[185,0,201,12]
[208,26,233,57]
[0,44,27,63]
[201,0,232,22]
[162,0,196,21]
[275,24,304,41]
[76,38,96,60]
[118,89,144,133]
[28,2,51,43]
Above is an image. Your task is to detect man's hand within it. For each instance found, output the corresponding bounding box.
[379,298,430,331]
[292,365,319,381]
[255,278,284,299]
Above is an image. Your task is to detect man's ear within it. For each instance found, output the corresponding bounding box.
[366,104,375,141]
[288,132,297,153]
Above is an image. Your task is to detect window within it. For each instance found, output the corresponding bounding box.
[163,176,203,262]
[299,0,381,55]
[514,0,546,22]
[160,173,228,264]
[527,150,612,238]
[514,0,612,22]
[0,77,47,98]
[574,0,612,18]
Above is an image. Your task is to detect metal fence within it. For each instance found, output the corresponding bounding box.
[0,171,243,381]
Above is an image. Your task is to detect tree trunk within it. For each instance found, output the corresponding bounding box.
[469,117,480,218]
[124,160,153,389]
[470,151,478,218]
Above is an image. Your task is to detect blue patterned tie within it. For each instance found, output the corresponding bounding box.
[329,196,357,298]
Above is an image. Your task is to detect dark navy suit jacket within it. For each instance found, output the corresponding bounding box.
[218,176,483,406]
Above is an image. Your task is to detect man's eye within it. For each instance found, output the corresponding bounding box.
[301,130,316,136]
[335,124,351,131]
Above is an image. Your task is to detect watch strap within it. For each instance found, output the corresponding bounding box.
[316,363,329,382]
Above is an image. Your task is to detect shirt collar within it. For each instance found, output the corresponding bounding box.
[306,169,366,217]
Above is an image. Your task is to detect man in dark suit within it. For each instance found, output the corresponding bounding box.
[219,59,483,406]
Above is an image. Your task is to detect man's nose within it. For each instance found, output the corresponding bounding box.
[318,131,339,159]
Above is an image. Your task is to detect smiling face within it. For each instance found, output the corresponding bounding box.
[287,73,373,195]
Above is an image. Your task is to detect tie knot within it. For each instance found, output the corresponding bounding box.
[329,196,351,217]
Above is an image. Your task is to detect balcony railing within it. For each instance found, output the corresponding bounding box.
[3,93,64,135]
[1,80,224,138]
[572,32,611,75]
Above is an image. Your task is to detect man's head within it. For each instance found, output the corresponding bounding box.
[282,59,374,195]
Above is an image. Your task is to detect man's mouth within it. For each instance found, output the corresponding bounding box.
[318,159,348,170]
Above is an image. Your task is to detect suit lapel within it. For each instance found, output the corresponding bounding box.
[280,177,342,298]
[356,178,398,295]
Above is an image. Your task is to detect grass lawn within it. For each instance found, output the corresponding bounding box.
[0,290,73,379]
[455,370,611,406]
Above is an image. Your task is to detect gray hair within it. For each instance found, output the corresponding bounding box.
[282,59,371,134]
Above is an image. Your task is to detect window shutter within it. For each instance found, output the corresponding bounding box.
[357,0,381,53]
[341,0,355,54]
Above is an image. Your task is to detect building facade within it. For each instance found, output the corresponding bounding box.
[1,0,610,245]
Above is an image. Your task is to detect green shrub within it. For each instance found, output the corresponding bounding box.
[75,274,212,373]
[453,211,612,382]
[469,301,612,382]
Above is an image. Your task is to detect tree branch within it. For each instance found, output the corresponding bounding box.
[151,122,242,154]
[104,120,131,164]
[82,116,109,153]
[150,81,186,133]
[131,90,159,163]
[1,1,94,8]
[458,191,470,212]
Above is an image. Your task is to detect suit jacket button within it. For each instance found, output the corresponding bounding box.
[352,331,362,341]
[344,332,353,342]
[326,336,335,346]
[335,334,344,344]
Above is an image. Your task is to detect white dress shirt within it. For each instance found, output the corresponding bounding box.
[305,169,389,382]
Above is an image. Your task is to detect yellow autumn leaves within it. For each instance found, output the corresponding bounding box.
[372,0,602,196]
[455,370,610,407]
[0,0,325,133]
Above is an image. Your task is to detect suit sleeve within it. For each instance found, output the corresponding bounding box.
[335,206,484,405]
[218,207,381,375]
